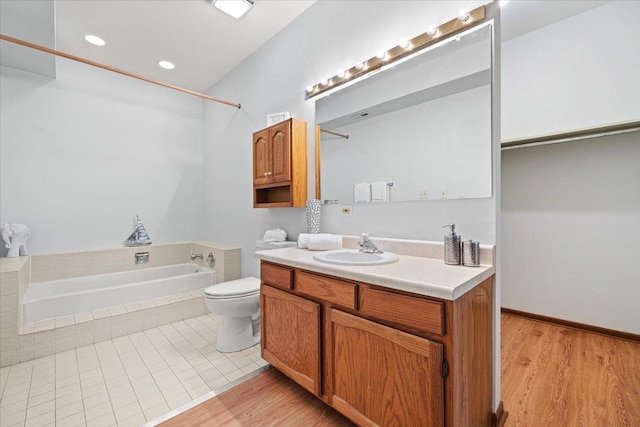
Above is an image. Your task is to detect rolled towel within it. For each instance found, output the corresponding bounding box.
[263,228,287,242]
[298,233,310,249]
[371,182,390,202]
[307,234,343,251]
[354,182,371,203]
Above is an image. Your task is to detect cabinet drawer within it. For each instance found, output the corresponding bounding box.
[261,262,293,290]
[295,271,357,310]
[359,287,445,335]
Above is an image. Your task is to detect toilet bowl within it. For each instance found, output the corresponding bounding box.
[205,277,261,353]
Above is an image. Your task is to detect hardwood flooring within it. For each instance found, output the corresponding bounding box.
[161,314,640,426]
[501,313,640,427]
[159,369,354,426]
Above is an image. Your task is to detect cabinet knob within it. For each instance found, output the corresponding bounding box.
[264,172,268,176]
[268,171,273,175]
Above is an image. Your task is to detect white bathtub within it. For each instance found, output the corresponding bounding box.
[22,263,215,324]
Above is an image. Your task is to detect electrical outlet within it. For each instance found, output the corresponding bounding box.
[341,206,353,216]
[439,189,447,199]
[419,191,428,200]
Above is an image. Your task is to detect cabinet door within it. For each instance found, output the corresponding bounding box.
[330,309,444,427]
[253,129,271,185]
[269,121,291,183]
[261,284,321,396]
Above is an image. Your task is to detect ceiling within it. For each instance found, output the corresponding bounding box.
[1,1,609,94]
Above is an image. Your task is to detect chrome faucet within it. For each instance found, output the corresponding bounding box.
[191,253,203,260]
[357,232,383,254]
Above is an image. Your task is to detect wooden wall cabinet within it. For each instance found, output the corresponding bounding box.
[253,118,307,208]
[260,261,494,427]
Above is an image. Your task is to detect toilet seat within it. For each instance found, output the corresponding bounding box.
[205,277,260,299]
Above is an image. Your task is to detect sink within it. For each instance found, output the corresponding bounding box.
[313,249,399,266]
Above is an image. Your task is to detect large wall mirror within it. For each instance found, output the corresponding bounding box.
[315,24,493,203]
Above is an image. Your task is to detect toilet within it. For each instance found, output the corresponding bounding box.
[204,277,261,353]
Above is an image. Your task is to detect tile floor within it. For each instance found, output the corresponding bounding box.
[0,314,267,427]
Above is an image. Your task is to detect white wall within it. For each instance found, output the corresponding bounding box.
[502,1,640,141]
[501,1,640,334]
[501,133,640,334]
[0,58,206,254]
[202,0,495,279]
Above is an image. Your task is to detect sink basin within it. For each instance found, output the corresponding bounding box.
[313,249,399,266]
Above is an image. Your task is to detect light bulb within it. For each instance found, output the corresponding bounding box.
[458,9,470,22]
[355,61,365,70]
[426,26,438,37]
[320,79,328,86]
[398,38,410,49]
[306,85,315,93]
[158,60,175,70]
[336,69,345,78]
[375,49,386,60]
[84,35,106,46]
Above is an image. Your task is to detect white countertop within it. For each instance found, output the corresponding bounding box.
[255,247,495,301]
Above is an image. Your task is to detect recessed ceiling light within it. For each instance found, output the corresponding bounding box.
[84,35,106,46]
[211,0,254,19]
[158,60,175,70]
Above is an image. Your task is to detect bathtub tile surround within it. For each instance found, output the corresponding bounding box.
[0,313,268,427]
[0,241,242,368]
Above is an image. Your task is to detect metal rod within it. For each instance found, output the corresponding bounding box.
[320,128,349,139]
[0,34,241,108]
[501,120,640,150]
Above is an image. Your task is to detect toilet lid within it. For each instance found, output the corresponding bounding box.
[205,277,260,298]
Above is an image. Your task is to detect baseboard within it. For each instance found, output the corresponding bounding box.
[492,401,508,427]
[501,308,640,343]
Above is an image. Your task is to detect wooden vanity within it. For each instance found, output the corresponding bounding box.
[257,245,496,427]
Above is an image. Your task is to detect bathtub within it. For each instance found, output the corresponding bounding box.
[22,263,215,324]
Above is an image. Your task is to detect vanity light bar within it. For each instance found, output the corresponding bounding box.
[305,5,486,100]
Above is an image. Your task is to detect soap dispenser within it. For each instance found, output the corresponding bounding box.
[442,224,461,265]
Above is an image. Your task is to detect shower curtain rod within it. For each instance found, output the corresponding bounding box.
[0,34,241,109]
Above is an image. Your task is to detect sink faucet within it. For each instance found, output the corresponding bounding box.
[357,232,383,254]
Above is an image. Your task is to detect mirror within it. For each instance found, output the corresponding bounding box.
[315,24,492,203]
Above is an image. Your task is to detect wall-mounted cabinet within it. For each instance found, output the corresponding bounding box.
[253,118,307,208]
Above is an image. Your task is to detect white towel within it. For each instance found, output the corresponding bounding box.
[307,234,343,251]
[371,182,390,202]
[354,182,371,203]
[262,228,287,242]
[297,233,310,249]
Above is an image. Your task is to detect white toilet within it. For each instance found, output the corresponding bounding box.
[204,277,261,353]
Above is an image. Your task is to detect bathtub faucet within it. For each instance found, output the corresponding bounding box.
[191,253,204,260]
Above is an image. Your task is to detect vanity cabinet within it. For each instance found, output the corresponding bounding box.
[260,260,494,427]
[253,118,307,208]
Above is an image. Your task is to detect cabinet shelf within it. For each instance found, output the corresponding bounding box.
[253,118,307,208]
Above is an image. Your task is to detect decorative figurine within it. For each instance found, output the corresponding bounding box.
[2,223,31,257]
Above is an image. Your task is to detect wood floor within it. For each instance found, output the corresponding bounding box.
[159,369,354,426]
[162,314,640,426]
[501,313,640,427]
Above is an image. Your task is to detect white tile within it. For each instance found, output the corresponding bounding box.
[33,320,54,333]
[25,400,54,420]
[56,382,82,399]
[84,401,113,422]
[187,384,211,399]
[109,391,137,410]
[137,392,166,412]
[55,400,84,421]
[55,316,76,328]
[91,309,111,320]
[82,390,110,410]
[27,390,55,408]
[206,376,230,390]
[224,369,245,383]
[165,392,191,410]
[85,410,115,427]
[0,410,26,426]
[160,385,186,400]
[1,396,28,415]
[142,401,170,421]
[28,382,55,398]
[56,374,80,390]
[81,382,108,399]
[117,412,146,427]
[106,382,133,399]
[108,306,126,316]
[55,390,83,409]
[74,312,94,324]
[240,362,260,374]
[113,401,141,423]
[56,411,86,427]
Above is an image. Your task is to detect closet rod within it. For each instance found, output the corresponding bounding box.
[0,34,241,109]
[320,128,349,139]
[501,120,640,150]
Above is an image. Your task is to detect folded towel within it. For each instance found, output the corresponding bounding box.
[263,228,287,242]
[307,234,343,251]
[298,233,310,249]
[354,182,371,203]
[371,181,390,202]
